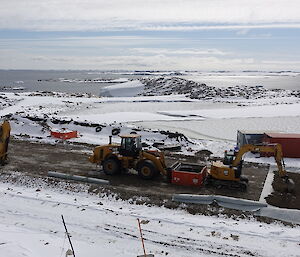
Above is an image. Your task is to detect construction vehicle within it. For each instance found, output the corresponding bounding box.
[207,143,295,192]
[89,134,170,179]
[0,120,11,165]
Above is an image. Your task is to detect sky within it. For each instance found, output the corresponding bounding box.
[0,0,300,71]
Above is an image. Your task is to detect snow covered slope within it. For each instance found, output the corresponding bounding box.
[1,178,300,257]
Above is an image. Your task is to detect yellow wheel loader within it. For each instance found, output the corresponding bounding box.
[208,144,295,192]
[0,120,11,165]
[89,135,170,180]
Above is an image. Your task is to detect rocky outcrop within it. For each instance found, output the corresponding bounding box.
[139,77,300,100]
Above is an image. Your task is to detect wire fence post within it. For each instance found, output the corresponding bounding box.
[61,215,76,257]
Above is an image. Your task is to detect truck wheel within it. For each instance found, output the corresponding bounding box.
[103,158,120,175]
[138,161,156,180]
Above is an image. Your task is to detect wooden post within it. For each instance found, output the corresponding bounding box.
[61,215,76,257]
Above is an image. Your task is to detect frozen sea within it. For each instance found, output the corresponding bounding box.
[0,70,300,95]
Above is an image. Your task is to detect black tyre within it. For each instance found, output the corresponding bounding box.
[112,128,120,135]
[102,158,120,175]
[138,160,157,180]
[95,126,102,132]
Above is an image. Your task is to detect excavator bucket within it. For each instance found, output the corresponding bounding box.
[275,176,295,193]
[286,178,295,193]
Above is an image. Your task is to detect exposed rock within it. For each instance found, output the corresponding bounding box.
[138,77,300,101]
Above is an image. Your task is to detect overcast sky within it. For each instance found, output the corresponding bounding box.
[0,0,300,70]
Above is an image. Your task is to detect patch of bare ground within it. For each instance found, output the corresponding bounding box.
[2,138,299,217]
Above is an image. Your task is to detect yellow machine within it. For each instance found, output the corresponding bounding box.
[208,144,295,192]
[0,120,11,165]
[89,135,169,179]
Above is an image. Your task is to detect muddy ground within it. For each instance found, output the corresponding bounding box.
[2,138,299,210]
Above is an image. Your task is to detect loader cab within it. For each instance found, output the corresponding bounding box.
[119,135,142,157]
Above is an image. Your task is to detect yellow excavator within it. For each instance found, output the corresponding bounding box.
[0,120,11,165]
[89,134,170,179]
[208,144,295,192]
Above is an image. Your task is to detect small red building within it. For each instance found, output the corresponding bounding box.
[263,133,300,158]
[51,129,78,140]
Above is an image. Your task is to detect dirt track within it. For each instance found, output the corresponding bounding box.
[2,138,299,210]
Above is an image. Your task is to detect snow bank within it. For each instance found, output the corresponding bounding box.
[100,80,144,97]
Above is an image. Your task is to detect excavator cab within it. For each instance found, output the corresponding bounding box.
[223,150,244,179]
[119,135,142,157]
[223,150,235,165]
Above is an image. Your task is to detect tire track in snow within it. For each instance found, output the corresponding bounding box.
[103,223,260,257]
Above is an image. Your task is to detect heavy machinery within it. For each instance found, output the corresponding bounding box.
[207,143,295,192]
[89,134,170,179]
[0,120,11,165]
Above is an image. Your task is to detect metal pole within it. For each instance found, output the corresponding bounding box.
[137,218,147,257]
[61,215,76,257]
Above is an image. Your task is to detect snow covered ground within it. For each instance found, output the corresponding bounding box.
[1,75,300,167]
[1,177,300,257]
[1,74,300,256]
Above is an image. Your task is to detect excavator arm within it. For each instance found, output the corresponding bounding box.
[209,143,295,192]
[231,144,287,177]
[230,143,294,191]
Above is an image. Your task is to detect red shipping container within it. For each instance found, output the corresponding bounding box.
[171,163,207,186]
[263,133,300,158]
[51,130,78,140]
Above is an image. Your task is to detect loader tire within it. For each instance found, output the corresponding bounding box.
[103,158,120,175]
[138,160,157,180]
